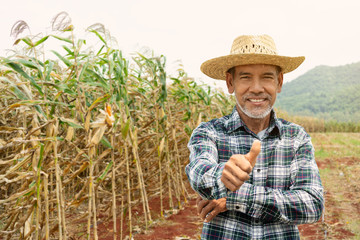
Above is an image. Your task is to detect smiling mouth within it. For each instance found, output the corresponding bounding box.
[248,98,267,103]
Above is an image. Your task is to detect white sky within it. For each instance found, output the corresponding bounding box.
[1,0,360,90]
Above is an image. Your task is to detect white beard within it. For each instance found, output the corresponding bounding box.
[235,92,273,119]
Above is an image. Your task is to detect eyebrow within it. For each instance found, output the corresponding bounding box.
[263,72,276,76]
[238,72,276,76]
[238,72,252,76]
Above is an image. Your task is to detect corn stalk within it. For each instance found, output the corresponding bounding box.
[0,13,234,240]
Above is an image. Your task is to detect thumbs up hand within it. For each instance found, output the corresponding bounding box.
[221,140,261,192]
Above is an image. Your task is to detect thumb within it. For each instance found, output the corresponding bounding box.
[245,140,261,168]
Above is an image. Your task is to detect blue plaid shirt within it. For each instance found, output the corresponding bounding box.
[186,107,324,239]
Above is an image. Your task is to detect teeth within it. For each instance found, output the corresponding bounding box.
[249,99,264,102]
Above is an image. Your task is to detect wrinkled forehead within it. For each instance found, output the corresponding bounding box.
[233,64,281,74]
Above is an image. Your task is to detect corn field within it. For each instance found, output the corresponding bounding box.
[0,13,234,239]
[275,109,360,133]
[1,11,359,240]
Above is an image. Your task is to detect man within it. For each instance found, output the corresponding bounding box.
[185,35,324,239]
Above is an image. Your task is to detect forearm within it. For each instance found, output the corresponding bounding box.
[226,182,324,224]
[186,122,229,200]
[186,160,227,200]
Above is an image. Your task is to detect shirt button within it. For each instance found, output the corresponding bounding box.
[257,169,261,172]
[235,205,240,210]
[255,219,260,224]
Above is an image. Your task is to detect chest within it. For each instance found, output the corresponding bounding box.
[216,132,295,189]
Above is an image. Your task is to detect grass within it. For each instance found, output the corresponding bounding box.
[310,132,360,239]
[311,132,360,159]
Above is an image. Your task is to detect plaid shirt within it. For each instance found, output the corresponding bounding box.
[186,107,324,240]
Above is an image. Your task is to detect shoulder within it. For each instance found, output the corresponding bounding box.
[190,114,231,141]
[197,113,231,132]
[277,118,311,146]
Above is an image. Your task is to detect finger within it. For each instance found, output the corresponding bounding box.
[221,169,246,188]
[199,204,213,220]
[200,200,216,220]
[204,198,227,222]
[227,164,251,181]
[224,159,252,180]
[197,198,209,215]
[221,175,241,191]
[196,195,202,205]
[196,196,202,214]
[245,140,261,168]
[204,209,218,223]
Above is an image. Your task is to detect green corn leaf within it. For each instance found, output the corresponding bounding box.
[96,45,105,56]
[37,143,45,169]
[51,35,73,44]
[34,105,47,119]
[64,88,77,96]
[16,59,38,70]
[51,50,72,67]
[34,36,49,47]
[100,136,112,149]
[77,39,86,49]
[28,180,36,189]
[77,62,89,81]
[88,94,110,112]
[96,160,113,183]
[21,37,34,47]
[88,29,107,46]
[17,59,44,79]
[59,117,83,129]
[45,61,54,81]
[184,124,193,136]
[34,58,45,67]
[121,118,131,139]
[5,61,44,95]
[62,45,74,56]
[0,77,29,100]
[6,60,32,79]
[85,69,109,90]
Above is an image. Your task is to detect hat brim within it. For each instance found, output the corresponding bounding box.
[200,54,305,80]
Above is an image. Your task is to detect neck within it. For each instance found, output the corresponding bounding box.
[236,106,271,134]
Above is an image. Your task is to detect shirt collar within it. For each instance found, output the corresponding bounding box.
[225,106,282,138]
[224,107,245,133]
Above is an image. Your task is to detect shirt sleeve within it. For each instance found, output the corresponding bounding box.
[226,133,324,225]
[185,122,228,200]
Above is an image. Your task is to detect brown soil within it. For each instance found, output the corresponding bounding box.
[69,157,360,240]
[92,191,202,240]
[296,157,359,239]
[134,196,201,240]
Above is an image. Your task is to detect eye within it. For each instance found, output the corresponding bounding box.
[263,76,274,81]
[239,75,251,80]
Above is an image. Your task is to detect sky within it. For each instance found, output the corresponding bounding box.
[1,0,360,90]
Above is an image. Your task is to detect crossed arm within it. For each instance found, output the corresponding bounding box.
[185,125,324,225]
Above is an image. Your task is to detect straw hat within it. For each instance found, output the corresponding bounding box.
[200,34,305,80]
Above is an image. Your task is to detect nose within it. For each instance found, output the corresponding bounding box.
[249,78,264,94]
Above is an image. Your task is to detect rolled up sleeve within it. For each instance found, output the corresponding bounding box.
[185,123,228,200]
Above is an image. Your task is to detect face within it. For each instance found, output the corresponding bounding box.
[226,64,283,119]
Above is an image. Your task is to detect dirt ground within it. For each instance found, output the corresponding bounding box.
[69,156,360,240]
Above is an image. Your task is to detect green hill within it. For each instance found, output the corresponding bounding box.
[276,61,360,122]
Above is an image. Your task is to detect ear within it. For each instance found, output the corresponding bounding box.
[276,72,284,93]
[226,72,235,94]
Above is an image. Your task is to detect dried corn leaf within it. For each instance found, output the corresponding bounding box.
[0,185,35,204]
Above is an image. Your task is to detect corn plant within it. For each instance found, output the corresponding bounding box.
[0,12,235,240]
